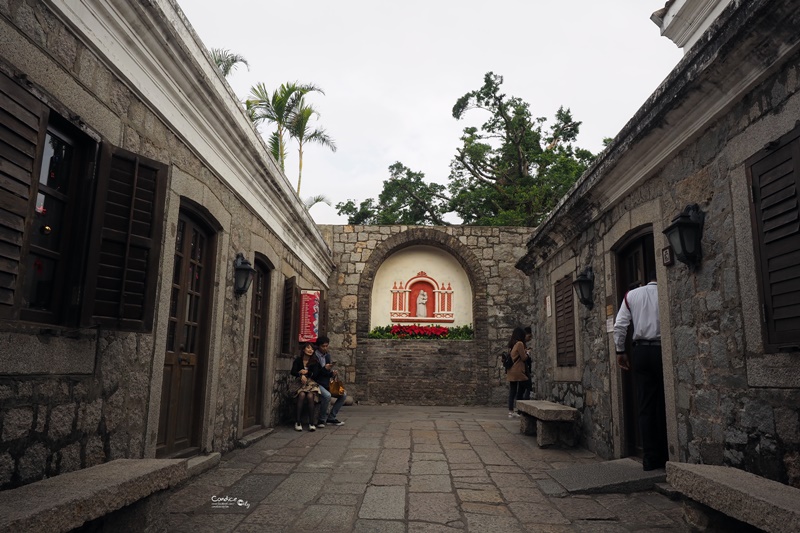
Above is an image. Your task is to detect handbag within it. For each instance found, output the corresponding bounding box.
[288,378,302,396]
[328,378,345,397]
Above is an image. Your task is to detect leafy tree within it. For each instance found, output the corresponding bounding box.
[288,101,337,194]
[246,82,323,172]
[335,198,379,225]
[448,72,594,226]
[336,163,449,225]
[210,48,249,77]
[337,72,594,226]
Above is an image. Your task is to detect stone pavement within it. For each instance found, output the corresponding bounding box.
[165,406,685,532]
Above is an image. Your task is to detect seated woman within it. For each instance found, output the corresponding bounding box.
[290,342,322,431]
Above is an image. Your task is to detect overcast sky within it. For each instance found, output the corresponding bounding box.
[177,1,682,224]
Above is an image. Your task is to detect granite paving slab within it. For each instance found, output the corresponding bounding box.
[360,485,406,519]
[159,406,685,532]
[409,474,452,492]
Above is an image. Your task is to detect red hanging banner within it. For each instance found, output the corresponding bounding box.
[298,290,321,343]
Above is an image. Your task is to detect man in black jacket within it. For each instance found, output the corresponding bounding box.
[314,335,347,427]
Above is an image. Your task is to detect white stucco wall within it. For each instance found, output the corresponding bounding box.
[369,245,473,329]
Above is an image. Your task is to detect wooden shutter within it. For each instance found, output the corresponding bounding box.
[748,130,800,351]
[555,274,576,366]
[0,72,47,317]
[83,144,168,331]
[281,276,300,355]
[319,289,328,338]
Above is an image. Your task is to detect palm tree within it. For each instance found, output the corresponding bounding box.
[209,48,249,77]
[304,194,331,210]
[288,101,337,194]
[246,82,323,172]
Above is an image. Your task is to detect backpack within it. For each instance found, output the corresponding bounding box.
[501,351,514,372]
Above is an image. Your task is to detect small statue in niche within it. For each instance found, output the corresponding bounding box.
[416,290,428,317]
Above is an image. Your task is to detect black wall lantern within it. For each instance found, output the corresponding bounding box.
[233,253,256,296]
[573,266,594,309]
[662,204,705,271]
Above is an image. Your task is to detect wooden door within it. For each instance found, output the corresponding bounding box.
[616,232,655,458]
[243,260,270,431]
[157,213,213,457]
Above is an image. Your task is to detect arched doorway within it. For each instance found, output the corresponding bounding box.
[615,228,659,459]
[157,209,216,458]
[243,257,271,432]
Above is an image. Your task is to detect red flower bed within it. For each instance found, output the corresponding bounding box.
[390,324,450,339]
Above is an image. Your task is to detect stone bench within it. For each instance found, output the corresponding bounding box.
[0,458,188,533]
[516,400,579,448]
[667,462,800,533]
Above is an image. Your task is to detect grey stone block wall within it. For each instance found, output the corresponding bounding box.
[655,47,800,486]
[0,0,328,488]
[319,225,534,405]
[0,330,153,489]
[522,41,800,485]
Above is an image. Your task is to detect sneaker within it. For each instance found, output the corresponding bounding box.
[308,424,316,431]
[316,421,326,428]
[508,412,515,418]
[294,422,302,431]
[512,412,521,417]
[326,418,345,426]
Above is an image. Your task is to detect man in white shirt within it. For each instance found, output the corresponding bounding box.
[613,272,668,471]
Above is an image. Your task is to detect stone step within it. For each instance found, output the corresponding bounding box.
[548,457,666,494]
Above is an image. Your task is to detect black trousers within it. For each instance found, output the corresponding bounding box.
[632,344,668,466]
[521,374,532,400]
[508,381,525,411]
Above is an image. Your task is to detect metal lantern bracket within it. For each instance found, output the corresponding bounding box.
[573,266,595,310]
[663,203,705,271]
[233,253,256,296]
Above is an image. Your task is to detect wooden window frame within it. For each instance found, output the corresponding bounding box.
[0,71,168,333]
[746,124,800,353]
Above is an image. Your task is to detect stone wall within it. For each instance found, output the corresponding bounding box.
[520,14,800,485]
[357,340,480,405]
[656,46,800,486]
[0,330,154,488]
[0,0,329,488]
[526,239,616,461]
[319,225,534,406]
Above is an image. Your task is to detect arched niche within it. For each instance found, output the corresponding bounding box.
[357,227,487,341]
[370,245,473,328]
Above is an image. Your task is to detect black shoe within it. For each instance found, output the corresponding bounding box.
[326,418,345,426]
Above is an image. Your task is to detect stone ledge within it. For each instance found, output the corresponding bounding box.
[237,428,273,448]
[667,462,800,533]
[186,453,221,478]
[0,458,188,533]
[516,400,579,421]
